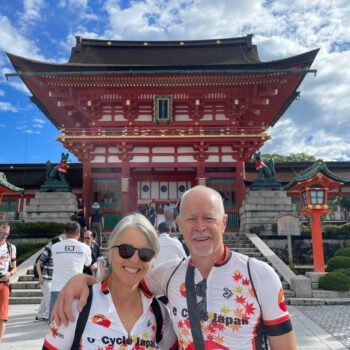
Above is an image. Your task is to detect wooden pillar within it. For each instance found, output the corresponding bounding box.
[236,160,246,209]
[83,161,92,220]
[309,211,325,272]
[121,164,130,215]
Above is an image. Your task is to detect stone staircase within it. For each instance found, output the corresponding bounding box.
[223,233,296,299]
[10,268,42,304]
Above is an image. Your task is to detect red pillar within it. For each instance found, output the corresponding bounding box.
[83,161,92,220]
[309,211,326,272]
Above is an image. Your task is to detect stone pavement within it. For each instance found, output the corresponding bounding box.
[1,304,349,349]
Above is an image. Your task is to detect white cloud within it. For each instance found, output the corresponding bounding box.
[0,90,4,96]
[0,101,18,112]
[0,16,43,59]
[20,0,45,24]
[33,118,45,125]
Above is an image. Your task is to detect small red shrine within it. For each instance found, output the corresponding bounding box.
[6,35,318,230]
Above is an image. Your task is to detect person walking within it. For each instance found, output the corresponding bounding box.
[89,202,104,246]
[0,222,16,343]
[49,221,91,320]
[35,236,62,322]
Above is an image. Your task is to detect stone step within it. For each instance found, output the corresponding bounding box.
[10,297,42,305]
[10,289,42,298]
[26,204,77,212]
[284,290,296,298]
[19,275,37,282]
[11,282,40,289]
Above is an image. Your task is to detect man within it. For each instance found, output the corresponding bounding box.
[89,202,104,246]
[154,221,187,268]
[0,222,16,343]
[53,186,297,349]
[49,221,91,320]
[82,230,101,276]
[35,236,62,322]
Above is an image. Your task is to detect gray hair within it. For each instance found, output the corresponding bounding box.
[107,213,160,256]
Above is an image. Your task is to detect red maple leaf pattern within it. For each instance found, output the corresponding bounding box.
[235,295,246,304]
[233,272,243,281]
[50,325,58,338]
[244,302,256,315]
[242,277,250,286]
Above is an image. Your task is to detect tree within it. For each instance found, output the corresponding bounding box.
[333,197,350,211]
[262,153,316,162]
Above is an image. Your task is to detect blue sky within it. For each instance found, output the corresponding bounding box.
[0,0,349,164]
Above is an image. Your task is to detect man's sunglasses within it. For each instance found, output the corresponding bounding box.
[113,244,155,262]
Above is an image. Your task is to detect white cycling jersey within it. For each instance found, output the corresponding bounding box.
[144,246,292,350]
[43,279,178,350]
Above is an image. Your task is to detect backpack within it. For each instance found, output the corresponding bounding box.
[6,241,14,272]
[33,247,51,279]
[71,287,165,349]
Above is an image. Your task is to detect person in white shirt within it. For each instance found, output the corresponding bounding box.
[49,221,92,320]
[154,222,187,268]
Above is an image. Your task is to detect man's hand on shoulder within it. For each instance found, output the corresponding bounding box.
[52,273,97,326]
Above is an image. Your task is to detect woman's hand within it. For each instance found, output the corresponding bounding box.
[52,274,97,326]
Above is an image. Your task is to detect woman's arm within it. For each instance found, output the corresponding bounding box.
[52,274,97,326]
[43,300,80,349]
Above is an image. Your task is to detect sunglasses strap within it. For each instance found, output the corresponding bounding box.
[185,264,205,349]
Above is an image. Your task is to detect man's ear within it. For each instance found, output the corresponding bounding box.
[222,214,228,229]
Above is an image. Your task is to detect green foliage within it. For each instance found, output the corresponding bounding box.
[13,242,47,265]
[333,197,350,211]
[10,222,65,238]
[335,247,350,257]
[326,256,350,272]
[301,223,350,236]
[334,268,350,279]
[262,153,316,162]
[318,272,350,291]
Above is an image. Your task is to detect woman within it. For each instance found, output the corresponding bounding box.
[42,213,177,349]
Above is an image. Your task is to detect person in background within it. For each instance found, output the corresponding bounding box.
[89,202,104,246]
[154,222,187,268]
[163,201,176,232]
[35,236,62,322]
[0,222,16,343]
[49,221,91,320]
[43,213,177,349]
[83,230,101,276]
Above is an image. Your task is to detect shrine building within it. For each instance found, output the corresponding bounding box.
[6,35,318,231]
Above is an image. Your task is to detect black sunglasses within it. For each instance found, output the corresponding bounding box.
[113,244,155,262]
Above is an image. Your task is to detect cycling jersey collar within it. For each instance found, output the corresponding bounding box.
[189,245,231,268]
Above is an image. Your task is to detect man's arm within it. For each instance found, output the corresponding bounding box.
[51,274,96,326]
[268,331,297,350]
[84,246,92,267]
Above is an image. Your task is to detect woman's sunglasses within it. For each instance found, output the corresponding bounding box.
[113,244,155,262]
